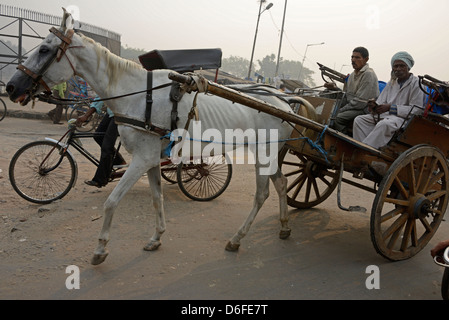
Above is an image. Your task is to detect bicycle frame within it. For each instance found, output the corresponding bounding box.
[46,127,120,171]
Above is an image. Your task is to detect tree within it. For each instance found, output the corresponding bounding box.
[118,47,316,87]
[256,54,277,81]
[221,56,252,79]
[120,45,147,63]
[255,54,316,86]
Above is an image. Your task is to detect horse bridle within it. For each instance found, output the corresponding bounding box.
[17,27,79,96]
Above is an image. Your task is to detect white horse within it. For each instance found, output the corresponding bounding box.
[7,10,294,265]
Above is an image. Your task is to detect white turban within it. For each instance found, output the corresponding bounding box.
[391,51,415,69]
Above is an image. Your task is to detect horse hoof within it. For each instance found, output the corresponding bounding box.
[279,229,291,240]
[143,241,161,251]
[225,241,240,252]
[91,252,109,265]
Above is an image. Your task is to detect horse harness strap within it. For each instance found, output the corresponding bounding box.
[144,72,183,131]
[114,115,170,136]
[50,27,74,62]
[114,71,184,137]
[17,27,79,95]
[169,81,184,131]
[145,71,155,129]
[17,65,53,93]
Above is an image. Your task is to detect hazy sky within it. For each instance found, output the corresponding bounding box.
[3,0,449,85]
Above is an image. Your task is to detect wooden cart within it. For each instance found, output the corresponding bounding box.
[168,71,449,261]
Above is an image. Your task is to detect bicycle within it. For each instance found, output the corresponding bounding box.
[67,100,105,132]
[9,123,232,204]
[63,77,101,132]
[0,81,7,121]
[0,96,6,122]
[64,77,94,121]
[434,246,449,300]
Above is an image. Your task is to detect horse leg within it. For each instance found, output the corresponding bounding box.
[226,168,270,251]
[143,165,166,251]
[270,168,291,240]
[91,162,149,265]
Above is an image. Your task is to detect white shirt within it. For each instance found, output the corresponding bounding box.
[376,74,425,118]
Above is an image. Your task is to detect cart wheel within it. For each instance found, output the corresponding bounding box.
[371,145,449,261]
[177,154,232,201]
[278,145,339,209]
[161,163,179,184]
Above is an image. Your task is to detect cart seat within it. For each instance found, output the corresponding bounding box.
[138,48,222,73]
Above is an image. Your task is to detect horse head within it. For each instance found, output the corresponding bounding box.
[6,8,76,105]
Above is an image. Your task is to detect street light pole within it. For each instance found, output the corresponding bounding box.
[275,0,287,78]
[298,42,325,82]
[247,1,273,80]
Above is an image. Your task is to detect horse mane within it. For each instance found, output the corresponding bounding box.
[78,33,145,89]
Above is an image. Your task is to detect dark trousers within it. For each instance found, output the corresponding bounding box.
[49,89,64,123]
[92,116,125,185]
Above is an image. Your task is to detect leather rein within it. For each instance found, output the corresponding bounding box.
[18,27,178,137]
[17,27,80,96]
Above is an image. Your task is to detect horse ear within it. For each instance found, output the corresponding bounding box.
[61,7,74,33]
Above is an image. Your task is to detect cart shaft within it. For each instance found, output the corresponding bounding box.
[169,72,327,133]
[168,72,394,163]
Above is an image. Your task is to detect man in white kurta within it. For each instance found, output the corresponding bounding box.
[353,51,425,149]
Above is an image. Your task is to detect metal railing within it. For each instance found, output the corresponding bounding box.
[0,4,121,40]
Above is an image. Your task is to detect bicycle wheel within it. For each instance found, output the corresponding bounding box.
[9,140,78,204]
[0,98,6,121]
[177,154,232,201]
[161,163,179,184]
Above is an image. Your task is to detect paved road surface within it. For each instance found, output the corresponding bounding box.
[0,99,448,302]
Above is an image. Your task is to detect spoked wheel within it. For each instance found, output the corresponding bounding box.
[278,145,340,209]
[371,145,449,261]
[177,154,232,201]
[162,161,194,184]
[161,163,179,184]
[0,98,6,121]
[9,140,78,204]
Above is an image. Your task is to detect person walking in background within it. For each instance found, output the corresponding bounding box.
[48,82,66,124]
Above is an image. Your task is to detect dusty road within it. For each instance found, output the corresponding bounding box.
[0,101,448,301]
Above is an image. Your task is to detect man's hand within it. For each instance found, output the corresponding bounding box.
[75,114,89,127]
[374,104,391,114]
[367,99,378,113]
[431,239,449,258]
[75,107,96,127]
[368,100,390,114]
[324,82,339,91]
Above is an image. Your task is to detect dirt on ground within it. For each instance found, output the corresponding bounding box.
[0,100,448,301]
